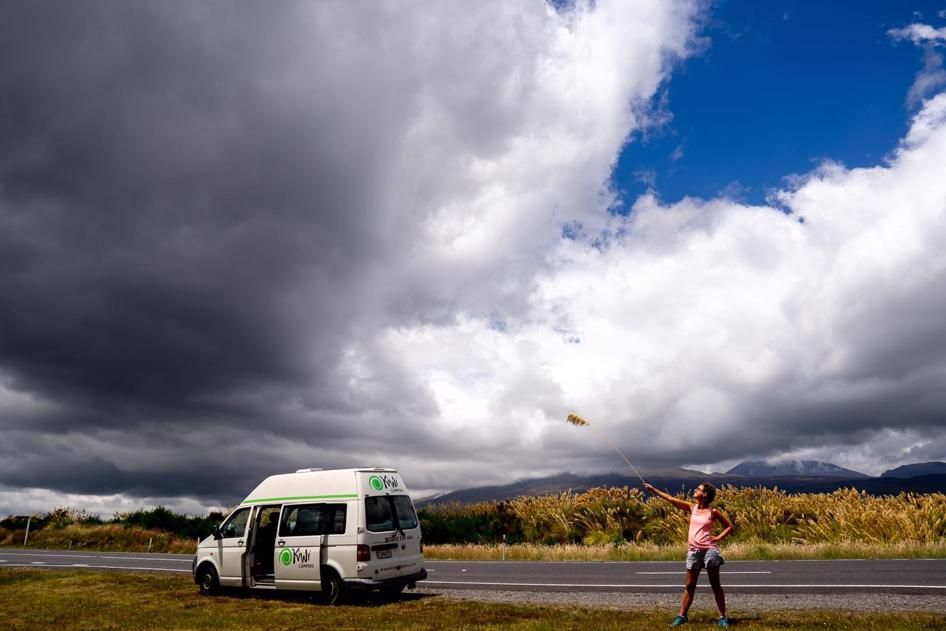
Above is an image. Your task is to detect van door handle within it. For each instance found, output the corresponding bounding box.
[277,540,285,546]
[237,539,244,545]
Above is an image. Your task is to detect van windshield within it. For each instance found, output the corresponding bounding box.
[365,495,419,532]
[219,507,250,539]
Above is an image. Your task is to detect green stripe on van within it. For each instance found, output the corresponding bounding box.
[242,494,358,504]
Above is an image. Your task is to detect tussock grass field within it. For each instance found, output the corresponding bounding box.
[2,569,945,631]
[419,486,946,560]
[419,487,946,550]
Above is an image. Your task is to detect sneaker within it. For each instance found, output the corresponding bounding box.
[718,616,731,628]
[670,615,688,627]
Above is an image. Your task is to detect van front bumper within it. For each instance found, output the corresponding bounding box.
[345,568,428,591]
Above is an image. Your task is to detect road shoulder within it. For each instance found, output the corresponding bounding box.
[415,586,946,613]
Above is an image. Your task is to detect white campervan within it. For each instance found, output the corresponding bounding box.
[192,467,427,604]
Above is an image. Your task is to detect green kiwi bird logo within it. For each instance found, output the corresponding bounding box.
[279,548,293,566]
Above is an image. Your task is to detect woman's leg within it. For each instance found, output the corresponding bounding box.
[679,567,700,616]
[707,565,726,617]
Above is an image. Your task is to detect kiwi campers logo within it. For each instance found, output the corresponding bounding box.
[279,547,311,567]
[369,474,400,491]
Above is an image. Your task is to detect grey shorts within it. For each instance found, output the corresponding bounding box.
[686,547,724,571]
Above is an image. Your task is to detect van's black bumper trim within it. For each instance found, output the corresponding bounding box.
[344,568,427,590]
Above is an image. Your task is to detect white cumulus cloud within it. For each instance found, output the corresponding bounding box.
[359,92,946,484]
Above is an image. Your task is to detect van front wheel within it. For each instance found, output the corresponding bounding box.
[197,564,220,596]
[320,569,345,605]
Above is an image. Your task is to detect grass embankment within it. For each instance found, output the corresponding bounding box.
[2,569,945,631]
[0,524,197,554]
[424,541,946,561]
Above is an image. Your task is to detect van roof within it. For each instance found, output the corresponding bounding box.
[294,467,397,473]
[241,467,401,505]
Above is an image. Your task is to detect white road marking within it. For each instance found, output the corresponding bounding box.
[3,563,191,573]
[0,552,190,562]
[422,580,946,590]
[636,571,772,574]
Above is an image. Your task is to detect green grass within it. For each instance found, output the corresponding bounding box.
[1,569,944,630]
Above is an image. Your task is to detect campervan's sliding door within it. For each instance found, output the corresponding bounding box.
[274,503,349,590]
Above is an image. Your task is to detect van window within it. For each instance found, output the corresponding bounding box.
[219,507,250,539]
[392,495,419,529]
[365,497,394,532]
[365,495,418,532]
[279,504,347,536]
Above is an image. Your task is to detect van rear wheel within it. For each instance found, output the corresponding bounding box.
[197,564,220,596]
[320,569,345,605]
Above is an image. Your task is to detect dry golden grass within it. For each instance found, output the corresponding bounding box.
[424,485,946,548]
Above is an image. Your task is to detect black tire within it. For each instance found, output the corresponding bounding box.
[197,564,220,596]
[320,568,346,605]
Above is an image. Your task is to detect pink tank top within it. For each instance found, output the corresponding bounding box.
[688,505,716,551]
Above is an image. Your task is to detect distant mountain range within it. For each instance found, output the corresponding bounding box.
[726,459,869,479]
[880,461,946,478]
[418,460,946,506]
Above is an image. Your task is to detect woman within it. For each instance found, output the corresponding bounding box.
[643,481,734,627]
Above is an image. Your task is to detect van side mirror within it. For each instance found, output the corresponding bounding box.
[212,525,222,540]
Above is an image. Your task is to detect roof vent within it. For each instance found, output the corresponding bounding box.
[295,468,324,473]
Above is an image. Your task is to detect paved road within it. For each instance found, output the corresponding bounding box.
[422,558,946,595]
[0,549,194,574]
[2,550,944,595]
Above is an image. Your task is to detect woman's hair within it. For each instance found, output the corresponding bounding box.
[701,482,717,504]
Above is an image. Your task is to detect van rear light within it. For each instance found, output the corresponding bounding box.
[419,538,423,553]
[357,544,370,562]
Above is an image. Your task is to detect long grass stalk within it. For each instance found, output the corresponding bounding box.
[566,413,646,484]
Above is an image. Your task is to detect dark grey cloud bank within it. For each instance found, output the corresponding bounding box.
[0,1,439,507]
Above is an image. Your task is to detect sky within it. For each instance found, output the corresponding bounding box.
[2,0,946,516]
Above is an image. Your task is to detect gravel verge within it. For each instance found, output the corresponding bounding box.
[414,586,946,613]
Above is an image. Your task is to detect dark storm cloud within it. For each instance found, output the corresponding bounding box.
[0,0,428,502]
[0,426,311,504]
